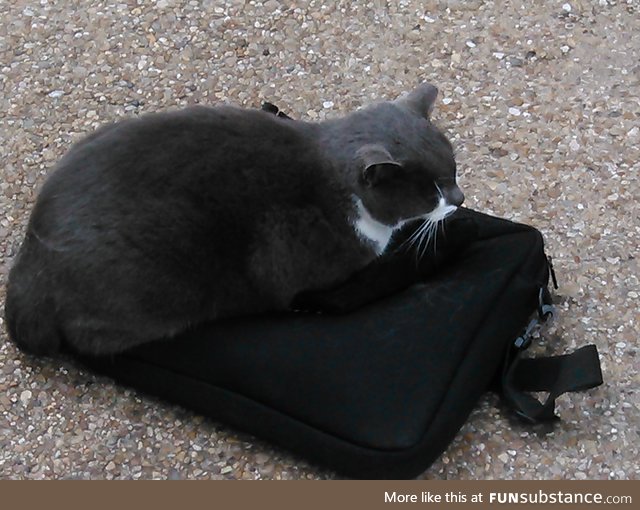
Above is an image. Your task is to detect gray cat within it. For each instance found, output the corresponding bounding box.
[5,83,467,356]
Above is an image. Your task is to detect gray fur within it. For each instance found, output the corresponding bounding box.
[5,83,463,355]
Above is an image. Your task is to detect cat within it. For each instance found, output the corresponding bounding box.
[5,83,468,356]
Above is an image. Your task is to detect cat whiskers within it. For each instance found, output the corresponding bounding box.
[397,192,456,263]
[417,218,439,263]
[396,217,442,264]
[397,220,429,252]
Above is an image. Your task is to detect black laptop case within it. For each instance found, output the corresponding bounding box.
[79,209,602,479]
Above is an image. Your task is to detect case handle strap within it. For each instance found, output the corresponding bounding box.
[501,286,603,423]
[502,344,603,423]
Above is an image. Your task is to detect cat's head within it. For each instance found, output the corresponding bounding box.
[344,83,464,227]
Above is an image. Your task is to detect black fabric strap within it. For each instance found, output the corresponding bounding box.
[502,344,603,423]
[261,101,292,119]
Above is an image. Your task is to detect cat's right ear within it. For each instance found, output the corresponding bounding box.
[394,83,438,119]
[357,144,402,187]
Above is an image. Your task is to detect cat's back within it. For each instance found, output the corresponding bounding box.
[36,105,329,226]
[27,103,352,280]
[56,104,315,181]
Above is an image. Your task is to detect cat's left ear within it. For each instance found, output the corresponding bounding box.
[395,82,438,119]
[357,144,402,187]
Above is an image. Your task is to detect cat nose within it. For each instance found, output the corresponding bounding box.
[445,185,465,207]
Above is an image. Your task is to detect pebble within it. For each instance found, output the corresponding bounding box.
[1,0,638,482]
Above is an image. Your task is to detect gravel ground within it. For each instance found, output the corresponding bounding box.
[1,0,638,479]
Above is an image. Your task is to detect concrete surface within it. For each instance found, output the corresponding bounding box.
[0,0,638,479]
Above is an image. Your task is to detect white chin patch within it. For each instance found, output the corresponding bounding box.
[426,197,457,223]
[353,198,458,256]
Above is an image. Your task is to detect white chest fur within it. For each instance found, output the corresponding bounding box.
[353,199,396,255]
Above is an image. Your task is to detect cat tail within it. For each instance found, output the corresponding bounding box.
[4,238,62,356]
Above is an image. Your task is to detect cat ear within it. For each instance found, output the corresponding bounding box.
[395,83,438,119]
[357,144,402,187]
